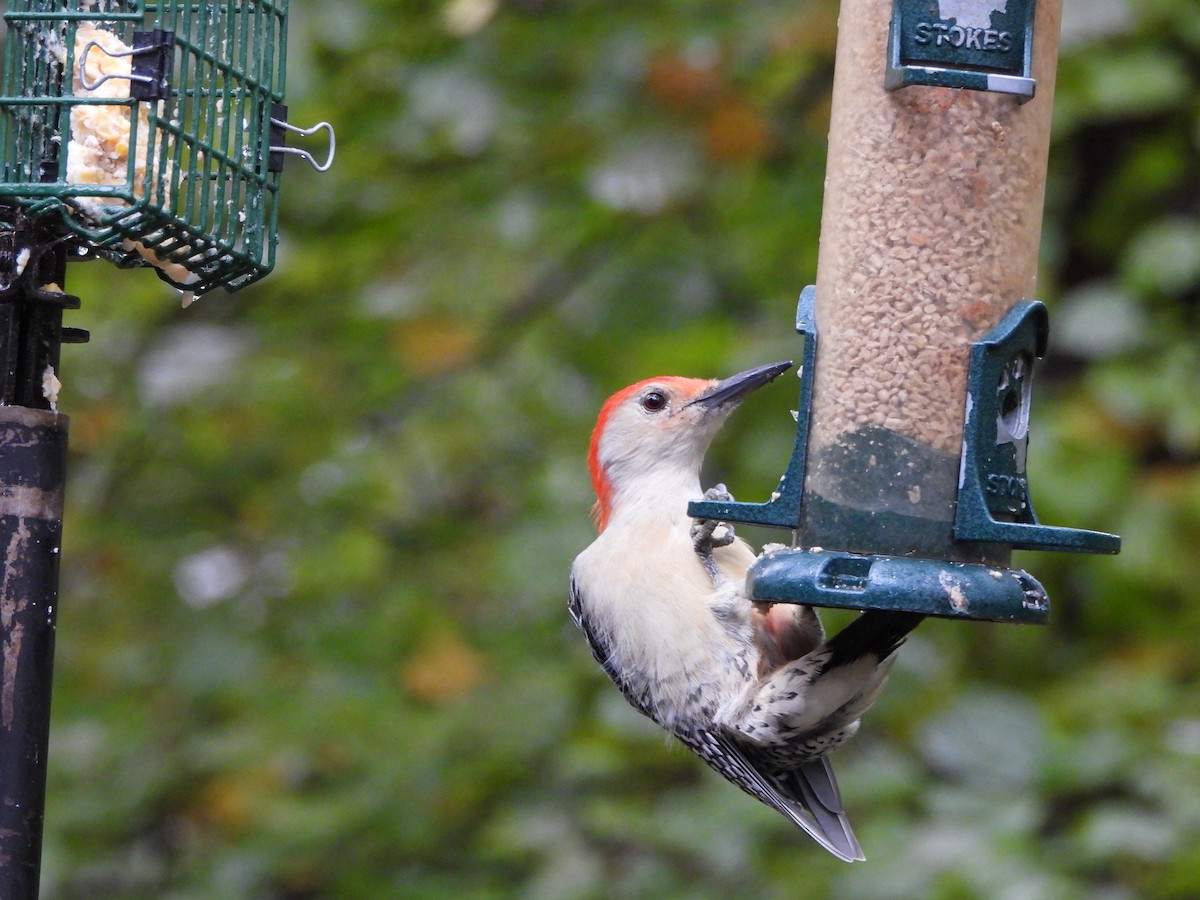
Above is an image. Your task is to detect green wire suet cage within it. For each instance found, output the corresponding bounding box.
[0,0,333,296]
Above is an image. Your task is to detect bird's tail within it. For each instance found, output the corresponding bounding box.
[751,613,922,862]
[823,610,924,669]
[787,755,864,862]
[790,609,924,747]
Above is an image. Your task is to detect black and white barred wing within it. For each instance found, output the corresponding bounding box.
[681,728,864,862]
[568,576,656,720]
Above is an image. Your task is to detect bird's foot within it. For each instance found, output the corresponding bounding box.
[692,484,736,582]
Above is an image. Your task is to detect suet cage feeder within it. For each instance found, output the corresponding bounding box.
[0,0,332,295]
[0,3,332,895]
[691,0,1119,624]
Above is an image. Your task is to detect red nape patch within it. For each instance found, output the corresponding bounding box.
[586,375,709,532]
[587,381,645,532]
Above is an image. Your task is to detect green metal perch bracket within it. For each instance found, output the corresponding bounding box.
[954,301,1120,554]
[687,285,817,530]
[747,549,1052,623]
[688,290,1120,623]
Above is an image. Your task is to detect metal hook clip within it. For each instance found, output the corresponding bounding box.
[77,30,174,101]
[78,40,153,90]
[269,118,336,172]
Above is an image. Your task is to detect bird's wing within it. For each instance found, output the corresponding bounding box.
[681,728,865,862]
[568,575,656,719]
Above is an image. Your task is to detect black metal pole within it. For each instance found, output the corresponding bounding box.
[0,206,85,899]
[0,405,67,899]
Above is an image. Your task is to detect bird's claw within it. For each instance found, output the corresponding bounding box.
[692,484,737,581]
[694,519,735,549]
[692,484,737,547]
[703,483,735,505]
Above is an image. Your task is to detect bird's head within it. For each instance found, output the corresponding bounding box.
[587,360,792,530]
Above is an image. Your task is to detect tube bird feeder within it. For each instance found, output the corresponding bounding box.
[690,0,1118,622]
[0,3,332,895]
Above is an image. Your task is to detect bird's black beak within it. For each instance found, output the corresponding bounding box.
[686,360,793,410]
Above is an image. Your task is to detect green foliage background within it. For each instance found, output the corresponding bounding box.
[22,0,1200,896]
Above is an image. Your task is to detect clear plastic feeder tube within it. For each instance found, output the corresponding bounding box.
[801,0,1062,562]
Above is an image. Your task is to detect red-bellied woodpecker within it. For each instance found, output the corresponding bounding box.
[570,361,921,861]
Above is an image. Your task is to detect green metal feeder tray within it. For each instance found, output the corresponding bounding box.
[0,0,332,295]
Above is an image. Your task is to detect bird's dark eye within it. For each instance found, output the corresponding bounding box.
[641,390,668,412]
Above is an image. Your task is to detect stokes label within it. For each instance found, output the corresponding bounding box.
[913,22,1014,53]
[894,0,1032,76]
